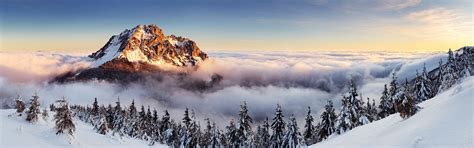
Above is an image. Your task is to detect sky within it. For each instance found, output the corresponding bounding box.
[0,0,472,52]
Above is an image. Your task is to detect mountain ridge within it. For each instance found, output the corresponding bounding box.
[89,24,208,67]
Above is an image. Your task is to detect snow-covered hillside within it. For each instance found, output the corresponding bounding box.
[0,109,167,148]
[312,77,474,148]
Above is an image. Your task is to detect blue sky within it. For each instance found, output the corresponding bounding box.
[0,0,472,51]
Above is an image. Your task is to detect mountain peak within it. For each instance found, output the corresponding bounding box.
[89,24,208,67]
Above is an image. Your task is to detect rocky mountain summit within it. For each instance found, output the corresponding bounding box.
[90,24,208,67]
[53,24,210,83]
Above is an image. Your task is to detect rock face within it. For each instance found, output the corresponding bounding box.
[89,24,208,68]
[53,24,209,83]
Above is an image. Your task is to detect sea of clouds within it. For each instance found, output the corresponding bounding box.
[0,50,447,126]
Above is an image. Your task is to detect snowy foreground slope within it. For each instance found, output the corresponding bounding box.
[0,110,167,148]
[313,77,474,148]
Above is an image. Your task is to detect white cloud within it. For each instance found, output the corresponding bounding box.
[381,0,422,10]
[0,50,437,125]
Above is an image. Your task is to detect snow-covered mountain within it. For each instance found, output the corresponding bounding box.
[52,24,210,83]
[312,76,474,148]
[90,24,208,67]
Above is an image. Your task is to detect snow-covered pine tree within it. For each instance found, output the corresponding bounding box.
[26,93,41,123]
[388,73,401,107]
[91,98,99,117]
[303,106,316,145]
[358,95,370,125]
[181,108,193,147]
[42,108,49,121]
[137,105,150,140]
[270,104,286,147]
[237,101,253,147]
[15,95,25,114]
[335,96,353,134]
[149,109,161,145]
[96,114,109,135]
[226,119,239,147]
[254,125,263,147]
[209,121,222,147]
[164,119,179,146]
[347,80,364,126]
[219,128,228,147]
[146,107,154,141]
[367,98,379,122]
[188,110,201,147]
[438,49,459,93]
[433,59,444,96]
[160,110,171,144]
[395,79,419,119]
[283,115,301,148]
[318,100,337,140]
[335,80,363,134]
[112,98,125,137]
[256,117,271,147]
[456,49,471,78]
[126,100,139,138]
[54,98,75,136]
[378,84,393,118]
[414,64,433,103]
[105,104,114,129]
[200,118,212,147]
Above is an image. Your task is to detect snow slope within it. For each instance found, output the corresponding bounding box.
[313,76,474,148]
[0,110,167,148]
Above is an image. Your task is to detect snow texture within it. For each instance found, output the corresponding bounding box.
[312,76,474,148]
[0,109,167,147]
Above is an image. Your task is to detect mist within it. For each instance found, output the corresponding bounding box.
[0,50,444,126]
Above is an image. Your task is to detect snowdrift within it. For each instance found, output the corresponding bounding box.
[0,109,167,148]
[312,77,474,148]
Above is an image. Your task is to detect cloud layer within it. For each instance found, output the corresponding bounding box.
[0,50,443,126]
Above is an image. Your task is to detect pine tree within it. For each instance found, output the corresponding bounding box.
[270,104,286,147]
[225,119,239,147]
[180,108,194,147]
[395,79,419,119]
[150,109,160,145]
[105,104,114,130]
[42,108,49,121]
[318,100,337,140]
[414,64,433,103]
[137,105,150,140]
[433,59,444,95]
[126,100,139,138]
[456,49,471,78]
[335,80,363,134]
[219,129,228,147]
[439,49,459,93]
[256,117,271,147]
[237,101,253,147]
[367,99,379,122]
[389,73,401,105]
[358,95,370,125]
[378,84,393,118]
[283,115,301,148]
[96,115,109,135]
[160,110,171,144]
[112,98,125,137]
[91,98,99,117]
[26,93,41,123]
[303,106,316,145]
[335,96,353,134]
[15,95,26,116]
[200,118,212,147]
[54,98,75,136]
[209,122,222,147]
[188,110,200,147]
